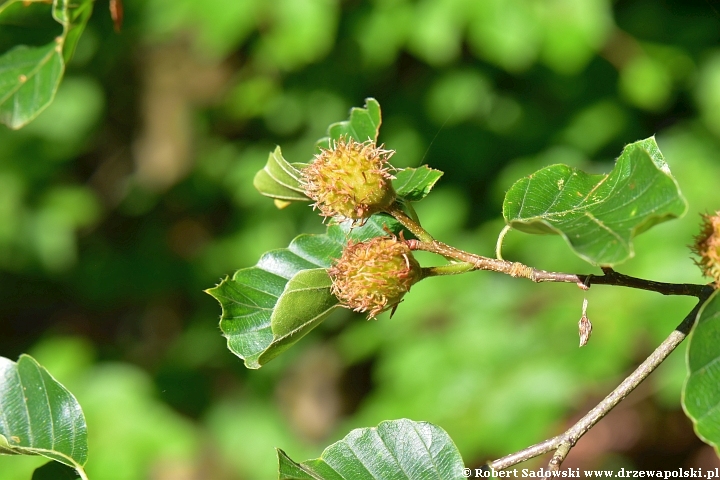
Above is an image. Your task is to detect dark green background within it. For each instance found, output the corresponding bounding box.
[2,0,720,478]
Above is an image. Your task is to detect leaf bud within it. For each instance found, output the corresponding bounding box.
[328,236,421,318]
[302,137,396,222]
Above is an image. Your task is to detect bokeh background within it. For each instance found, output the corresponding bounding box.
[2,0,720,478]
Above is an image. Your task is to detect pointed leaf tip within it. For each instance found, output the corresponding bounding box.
[0,355,88,474]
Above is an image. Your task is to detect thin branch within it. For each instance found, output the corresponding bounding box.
[388,204,434,243]
[489,296,712,473]
[422,262,475,277]
[410,239,709,298]
[389,208,709,297]
[546,443,571,476]
[490,437,561,471]
[588,267,706,296]
[387,192,716,474]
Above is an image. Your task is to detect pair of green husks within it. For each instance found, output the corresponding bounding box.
[303,138,720,318]
[302,138,421,318]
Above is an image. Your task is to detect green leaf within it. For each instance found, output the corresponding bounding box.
[0,354,88,476]
[277,419,466,480]
[207,215,407,369]
[683,290,720,452]
[394,166,444,202]
[0,0,53,16]
[263,268,339,365]
[53,0,94,63]
[253,146,308,202]
[502,137,687,266]
[316,97,382,150]
[0,0,94,129]
[32,460,81,480]
[0,43,63,129]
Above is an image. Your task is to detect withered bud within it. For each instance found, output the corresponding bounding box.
[328,236,421,319]
[302,137,396,222]
[578,299,592,347]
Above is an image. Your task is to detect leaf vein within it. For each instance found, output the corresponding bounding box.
[14,366,33,445]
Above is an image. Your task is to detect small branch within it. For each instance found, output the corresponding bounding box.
[590,267,705,296]
[422,262,476,277]
[389,206,708,297]
[386,187,715,473]
[546,443,571,478]
[489,297,711,472]
[490,437,560,470]
[388,204,434,243]
[401,199,422,225]
[386,194,717,474]
[410,239,709,298]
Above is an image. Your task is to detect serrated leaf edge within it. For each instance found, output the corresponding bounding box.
[393,165,444,202]
[316,97,382,149]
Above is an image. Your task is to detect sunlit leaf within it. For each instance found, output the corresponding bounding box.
[207,215,408,369]
[316,97,382,149]
[0,354,88,476]
[53,0,94,63]
[683,290,720,451]
[0,43,63,129]
[0,0,94,129]
[502,137,687,266]
[394,165,444,202]
[253,146,308,202]
[277,419,465,480]
[262,268,338,365]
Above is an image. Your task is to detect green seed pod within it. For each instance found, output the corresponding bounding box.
[302,137,396,222]
[692,211,720,287]
[329,236,422,318]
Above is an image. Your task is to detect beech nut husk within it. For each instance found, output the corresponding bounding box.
[302,137,396,222]
[329,236,421,318]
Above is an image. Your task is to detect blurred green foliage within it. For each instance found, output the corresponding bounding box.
[1,0,720,478]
